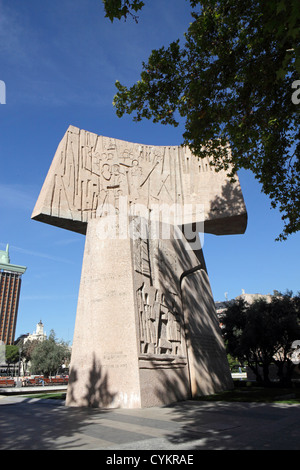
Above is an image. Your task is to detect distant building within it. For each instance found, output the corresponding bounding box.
[24,320,47,344]
[215,300,235,328]
[0,245,26,345]
[215,291,273,328]
[235,292,273,304]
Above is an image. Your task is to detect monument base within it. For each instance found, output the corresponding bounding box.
[66,218,233,409]
[66,220,141,408]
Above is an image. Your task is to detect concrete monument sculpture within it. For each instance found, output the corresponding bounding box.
[32,125,247,408]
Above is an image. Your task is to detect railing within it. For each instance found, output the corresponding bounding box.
[0,376,69,388]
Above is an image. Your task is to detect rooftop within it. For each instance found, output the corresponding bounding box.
[0,245,27,274]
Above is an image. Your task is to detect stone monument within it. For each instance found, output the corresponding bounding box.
[32,125,247,408]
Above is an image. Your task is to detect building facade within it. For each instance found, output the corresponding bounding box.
[215,291,274,327]
[23,320,47,344]
[0,245,26,345]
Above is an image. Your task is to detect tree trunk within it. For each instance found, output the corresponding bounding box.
[275,360,294,386]
[262,363,271,386]
[248,362,263,383]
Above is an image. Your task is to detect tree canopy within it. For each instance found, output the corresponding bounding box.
[103,0,300,241]
[30,330,70,377]
[223,292,300,384]
[5,345,19,375]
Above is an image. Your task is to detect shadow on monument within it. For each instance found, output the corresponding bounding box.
[158,178,246,402]
[67,353,117,408]
[148,237,232,407]
[149,176,247,405]
[206,179,247,235]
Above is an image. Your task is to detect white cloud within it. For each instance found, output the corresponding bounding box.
[22,293,76,301]
[9,244,76,265]
[0,183,36,211]
[0,1,37,66]
[0,242,76,265]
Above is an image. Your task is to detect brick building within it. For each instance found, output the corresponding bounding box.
[0,245,26,345]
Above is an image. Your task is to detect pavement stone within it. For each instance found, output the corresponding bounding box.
[0,395,300,451]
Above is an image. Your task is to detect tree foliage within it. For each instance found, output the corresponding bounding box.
[103,0,300,241]
[17,338,40,376]
[102,0,144,22]
[5,345,19,375]
[30,330,70,378]
[223,292,300,384]
[21,339,39,363]
[5,345,19,364]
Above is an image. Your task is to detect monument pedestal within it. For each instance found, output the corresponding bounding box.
[66,220,142,408]
[66,217,231,408]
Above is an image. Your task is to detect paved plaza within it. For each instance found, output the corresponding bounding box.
[0,395,300,450]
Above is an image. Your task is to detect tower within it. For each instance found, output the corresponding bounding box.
[0,245,27,345]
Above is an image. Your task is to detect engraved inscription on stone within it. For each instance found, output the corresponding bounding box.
[103,351,128,369]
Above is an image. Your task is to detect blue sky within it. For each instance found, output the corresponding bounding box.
[0,0,299,343]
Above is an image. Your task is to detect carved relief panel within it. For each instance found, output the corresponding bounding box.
[45,127,187,227]
[132,217,187,360]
